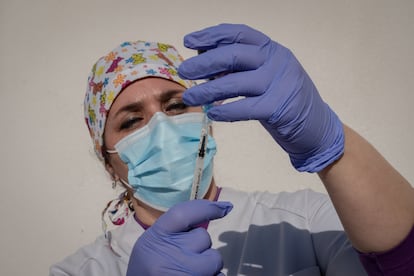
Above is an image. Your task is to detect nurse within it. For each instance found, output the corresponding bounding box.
[51,24,414,276]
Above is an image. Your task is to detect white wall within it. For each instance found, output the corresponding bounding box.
[1,0,413,275]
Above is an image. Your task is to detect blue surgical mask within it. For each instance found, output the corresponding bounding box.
[107,112,216,211]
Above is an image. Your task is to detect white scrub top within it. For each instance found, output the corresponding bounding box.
[50,188,367,276]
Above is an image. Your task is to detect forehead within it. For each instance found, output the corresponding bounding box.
[110,77,186,109]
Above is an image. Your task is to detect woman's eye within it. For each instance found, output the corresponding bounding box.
[119,117,142,130]
[165,101,188,114]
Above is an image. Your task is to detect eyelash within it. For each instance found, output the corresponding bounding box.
[119,117,142,130]
[165,101,188,113]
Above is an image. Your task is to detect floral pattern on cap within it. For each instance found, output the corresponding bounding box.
[84,41,196,162]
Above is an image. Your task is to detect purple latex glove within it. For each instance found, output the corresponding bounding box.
[178,23,344,172]
[126,200,233,276]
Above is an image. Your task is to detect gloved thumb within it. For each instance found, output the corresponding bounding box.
[155,200,233,233]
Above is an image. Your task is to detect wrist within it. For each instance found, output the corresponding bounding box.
[262,105,344,173]
[293,108,344,172]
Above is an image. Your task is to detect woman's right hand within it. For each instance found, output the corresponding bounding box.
[126,200,232,276]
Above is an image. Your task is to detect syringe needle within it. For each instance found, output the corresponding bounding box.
[190,129,208,200]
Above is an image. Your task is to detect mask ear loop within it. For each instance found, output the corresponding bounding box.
[101,189,134,256]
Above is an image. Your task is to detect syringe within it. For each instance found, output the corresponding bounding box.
[190,50,217,200]
[190,106,211,200]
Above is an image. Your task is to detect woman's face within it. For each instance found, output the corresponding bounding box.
[103,77,202,181]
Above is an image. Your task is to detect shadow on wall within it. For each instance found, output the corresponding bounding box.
[217,223,367,276]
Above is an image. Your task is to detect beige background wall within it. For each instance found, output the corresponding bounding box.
[1,0,413,275]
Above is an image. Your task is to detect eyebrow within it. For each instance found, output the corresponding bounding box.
[114,101,145,119]
[158,89,185,102]
[113,89,185,118]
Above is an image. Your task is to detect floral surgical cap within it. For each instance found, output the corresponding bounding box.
[84,41,197,162]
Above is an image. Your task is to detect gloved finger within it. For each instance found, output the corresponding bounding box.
[172,227,212,253]
[155,200,233,233]
[177,248,224,276]
[183,71,268,106]
[206,97,274,122]
[183,23,270,50]
[178,44,265,80]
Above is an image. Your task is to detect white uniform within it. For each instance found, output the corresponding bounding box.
[50,188,367,276]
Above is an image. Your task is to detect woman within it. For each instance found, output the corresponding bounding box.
[51,24,414,276]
